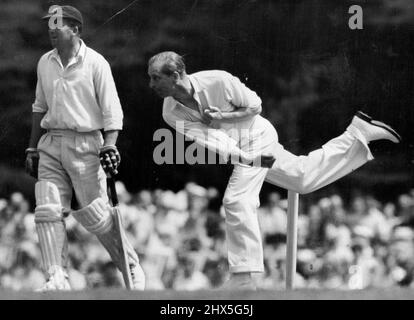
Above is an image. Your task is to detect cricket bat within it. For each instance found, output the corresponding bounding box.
[107,176,133,290]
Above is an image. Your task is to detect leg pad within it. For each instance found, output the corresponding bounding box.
[34,181,68,273]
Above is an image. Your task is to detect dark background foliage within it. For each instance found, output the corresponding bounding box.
[0,0,413,205]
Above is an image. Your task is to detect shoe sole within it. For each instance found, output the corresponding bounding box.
[356,111,402,143]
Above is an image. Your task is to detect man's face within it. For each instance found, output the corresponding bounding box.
[47,18,77,48]
[148,62,177,98]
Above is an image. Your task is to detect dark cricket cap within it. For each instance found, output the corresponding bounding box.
[42,5,83,25]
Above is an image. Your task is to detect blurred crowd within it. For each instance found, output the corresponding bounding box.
[1,182,414,291]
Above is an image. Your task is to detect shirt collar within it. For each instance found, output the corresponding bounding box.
[187,74,202,94]
[48,39,87,63]
[187,74,207,106]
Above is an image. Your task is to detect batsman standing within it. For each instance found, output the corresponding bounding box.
[148,51,401,289]
[25,5,145,290]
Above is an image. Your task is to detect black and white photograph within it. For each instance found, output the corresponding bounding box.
[0,0,413,305]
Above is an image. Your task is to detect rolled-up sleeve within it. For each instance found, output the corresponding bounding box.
[162,101,249,162]
[223,73,262,109]
[32,62,48,113]
[94,58,123,131]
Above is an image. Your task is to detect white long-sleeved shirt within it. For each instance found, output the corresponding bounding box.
[162,70,264,161]
[32,40,123,132]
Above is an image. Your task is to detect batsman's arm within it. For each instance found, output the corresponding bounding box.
[93,57,123,132]
[26,60,48,177]
[25,112,45,178]
[94,57,123,176]
[102,130,119,147]
[30,59,48,149]
[28,112,46,149]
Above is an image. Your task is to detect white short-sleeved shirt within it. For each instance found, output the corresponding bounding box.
[32,40,123,132]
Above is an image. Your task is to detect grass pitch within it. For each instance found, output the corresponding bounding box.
[0,288,413,300]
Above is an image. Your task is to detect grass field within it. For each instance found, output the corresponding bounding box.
[0,288,413,300]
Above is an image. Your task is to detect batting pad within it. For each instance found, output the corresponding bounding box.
[36,222,69,272]
[94,205,140,275]
[72,198,140,285]
[71,198,113,235]
[34,181,68,272]
[97,228,140,273]
[34,181,63,223]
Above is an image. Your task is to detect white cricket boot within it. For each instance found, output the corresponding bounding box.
[347,111,401,143]
[130,263,146,290]
[36,266,71,292]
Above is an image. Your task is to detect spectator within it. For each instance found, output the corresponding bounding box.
[173,253,210,290]
[1,242,45,291]
[347,226,383,289]
[386,227,414,287]
[0,187,413,290]
[397,194,414,229]
[357,196,390,242]
[258,192,287,241]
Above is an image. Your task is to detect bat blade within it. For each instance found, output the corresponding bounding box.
[112,205,133,290]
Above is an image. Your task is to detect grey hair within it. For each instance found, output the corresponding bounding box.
[148,51,186,76]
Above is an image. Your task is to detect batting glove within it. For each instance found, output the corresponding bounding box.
[25,148,39,179]
[99,145,121,176]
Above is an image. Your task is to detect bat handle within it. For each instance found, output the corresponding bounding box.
[107,174,119,206]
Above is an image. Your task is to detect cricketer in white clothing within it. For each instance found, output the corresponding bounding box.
[148,51,401,290]
[25,5,145,291]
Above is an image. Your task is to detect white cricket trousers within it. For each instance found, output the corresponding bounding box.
[223,116,373,273]
[37,129,108,208]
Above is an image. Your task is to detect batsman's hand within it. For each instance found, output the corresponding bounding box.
[99,145,121,176]
[25,149,39,179]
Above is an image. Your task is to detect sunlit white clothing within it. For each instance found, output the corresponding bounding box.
[162,70,373,273]
[33,40,123,132]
